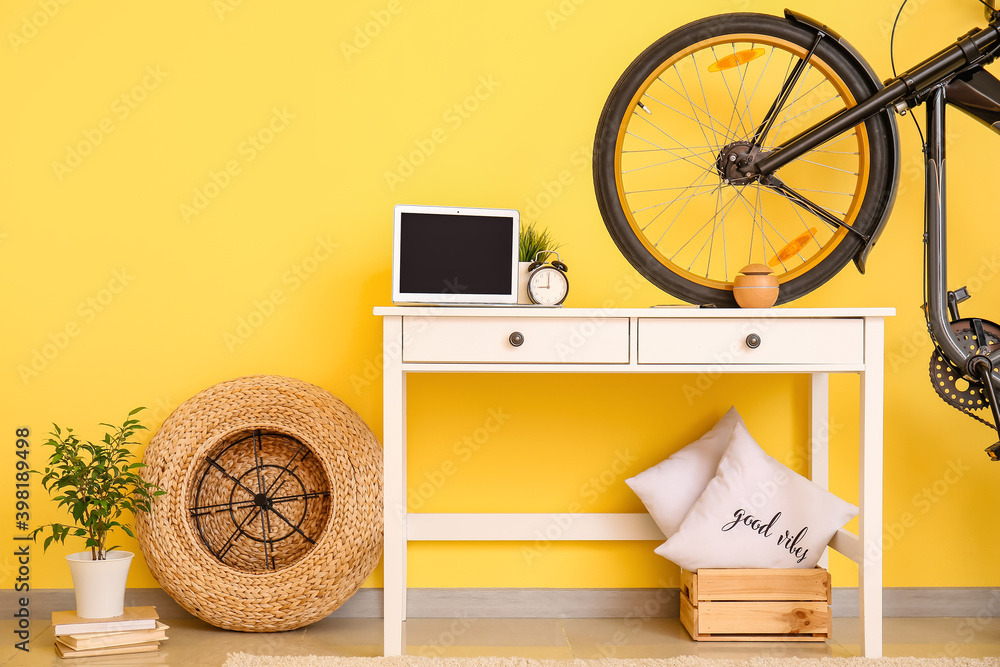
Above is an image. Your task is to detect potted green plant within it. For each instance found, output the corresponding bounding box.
[31,407,164,618]
[518,222,562,304]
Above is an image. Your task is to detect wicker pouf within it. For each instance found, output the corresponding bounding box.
[135,375,382,632]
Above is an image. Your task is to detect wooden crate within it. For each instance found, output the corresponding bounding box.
[679,568,831,642]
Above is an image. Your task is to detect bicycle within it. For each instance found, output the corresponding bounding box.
[593,0,1000,458]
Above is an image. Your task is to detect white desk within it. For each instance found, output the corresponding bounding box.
[374,306,891,657]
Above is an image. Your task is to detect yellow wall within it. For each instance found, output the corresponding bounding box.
[2,0,998,593]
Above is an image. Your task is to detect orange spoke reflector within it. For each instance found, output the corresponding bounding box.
[769,227,818,267]
[708,48,766,72]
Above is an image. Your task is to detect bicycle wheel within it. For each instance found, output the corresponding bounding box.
[594,13,897,306]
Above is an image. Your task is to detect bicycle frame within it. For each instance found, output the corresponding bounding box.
[747,11,1000,405]
[754,15,1000,174]
[924,80,1000,444]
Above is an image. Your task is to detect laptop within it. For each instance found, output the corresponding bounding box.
[391,204,519,305]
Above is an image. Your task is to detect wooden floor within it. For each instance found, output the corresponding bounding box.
[2,616,1000,665]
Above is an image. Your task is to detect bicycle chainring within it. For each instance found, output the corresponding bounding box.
[928,319,1000,428]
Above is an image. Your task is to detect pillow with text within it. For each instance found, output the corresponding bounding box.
[655,420,858,570]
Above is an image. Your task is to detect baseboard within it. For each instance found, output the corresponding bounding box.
[7,587,998,620]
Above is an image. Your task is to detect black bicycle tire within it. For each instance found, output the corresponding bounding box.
[594,13,897,307]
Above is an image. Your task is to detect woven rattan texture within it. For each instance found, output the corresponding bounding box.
[136,375,382,632]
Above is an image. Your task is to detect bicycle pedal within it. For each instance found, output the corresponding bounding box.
[947,287,971,322]
[951,286,972,303]
[986,441,1000,461]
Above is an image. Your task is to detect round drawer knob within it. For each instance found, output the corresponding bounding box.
[746,333,761,349]
[509,331,524,347]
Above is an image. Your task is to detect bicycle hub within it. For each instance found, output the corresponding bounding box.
[716,141,762,185]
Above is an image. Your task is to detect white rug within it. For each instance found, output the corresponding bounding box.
[223,655,1000,667]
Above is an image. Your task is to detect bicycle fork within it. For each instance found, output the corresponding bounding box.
[923,86,1000,458]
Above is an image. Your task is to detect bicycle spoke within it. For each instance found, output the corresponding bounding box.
[622,149,719,175]
[768,62,815,147]
[795,157,857,177]
[750,47,810,148]
[641,92,717,135]
[767,88,841,139]
[806,148,859,156]
[768,184,848,219]
[707,185,721,279]
[786,195,824,240]
[787,200,825,247]
[628,117,717,170]
[810,130,857,151]
[743,45,778,123]
[763,178,861,237]
[772,196,824,265]
[783,75,828,110]
[634,167,717,224]
[623,145,720,153]
[692,50,724,150]
[768,220,823,268]
[745,53,796,147]
[791,186,853,197]
[765,130,860,174]
[732,43,756,133]
[679,50,721,154]
[766,78,832,140]
[710,45,751,139]
[720,185,729,281]
[686,189,743,274]
[624,133,715,177]
[652,170,718,246]
[667,185,743,262]
[625,182,718,195]
[750,188,803,261]
[689,218,724,273]
[640,186,722,208]
[654,76,742,145]
[733,188,792,267]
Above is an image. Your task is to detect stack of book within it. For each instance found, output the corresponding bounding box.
[52,606,167,659]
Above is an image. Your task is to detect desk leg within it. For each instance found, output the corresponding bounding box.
[810,372,830,569]
[383,316,406,656]
[860,317,884,658]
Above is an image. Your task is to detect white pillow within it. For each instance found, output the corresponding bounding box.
[625,407,744,539]
[655,421,858,570]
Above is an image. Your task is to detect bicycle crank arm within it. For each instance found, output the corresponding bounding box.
[969,352,1000,460]
[760,175,871,243]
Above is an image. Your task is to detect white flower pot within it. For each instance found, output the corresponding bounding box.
[517,262,533,304]
[66,551,133,618]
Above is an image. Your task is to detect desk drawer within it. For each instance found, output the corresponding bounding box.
[638,318,863,365]
[403,316,629,363]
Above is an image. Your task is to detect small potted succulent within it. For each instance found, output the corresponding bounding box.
[31,407,164,618]
[518,222,562,304]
